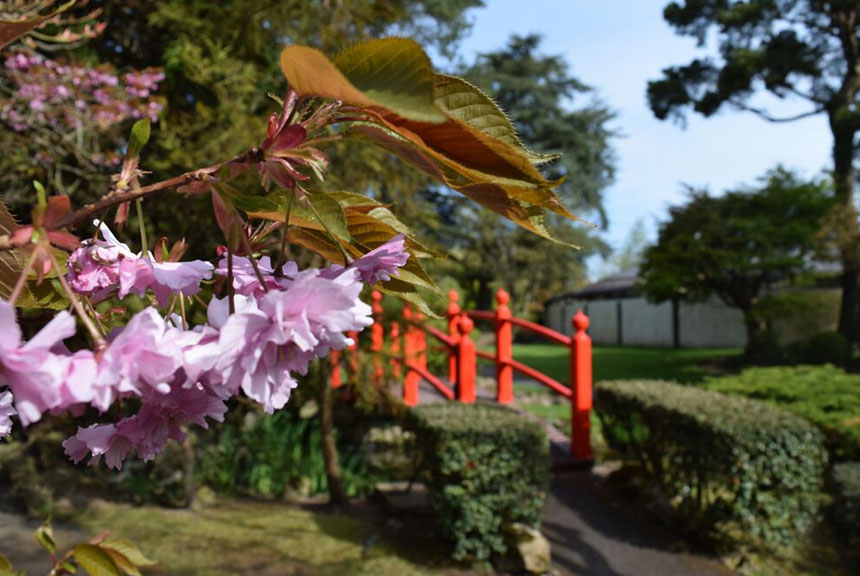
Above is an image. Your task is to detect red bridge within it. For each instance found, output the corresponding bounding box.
[330,288,594,463]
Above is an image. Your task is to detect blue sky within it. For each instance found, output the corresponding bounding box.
[451,0,832,278]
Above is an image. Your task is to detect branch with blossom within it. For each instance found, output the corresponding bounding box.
[0,35,573,485]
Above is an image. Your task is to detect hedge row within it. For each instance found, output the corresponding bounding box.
[702,364,860,461]
[406,404,550,562]
[596,380,828,551]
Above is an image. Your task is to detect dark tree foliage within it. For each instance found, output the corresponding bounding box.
[640,167,834,358]
[647,0,860,342]
[446,35,615,315]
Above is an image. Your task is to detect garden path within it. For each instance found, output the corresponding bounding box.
[414,380,734,576]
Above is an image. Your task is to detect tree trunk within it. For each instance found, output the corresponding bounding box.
[830,111,860,343]
[743,311,769,361]
[181,432,196,509]
[319,364,348,509]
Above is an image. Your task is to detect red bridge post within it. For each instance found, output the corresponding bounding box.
[457,315,476,403]
[495,289,513,404]
[329,350,342,388]
[389,322,402,381]
[447,289,461,383]
[570,311,593,461]
[403,305,419,406]
[347,330,359,381]
[371,290,384,385]
[415,310,428,374]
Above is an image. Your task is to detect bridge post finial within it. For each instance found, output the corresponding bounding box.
[569,310,593,462]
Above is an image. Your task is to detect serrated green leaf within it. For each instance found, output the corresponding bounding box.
[16,278,69,310]
[34,520,56,554]
[73,544,121,576]
[62,560,78,573]
[0,554,11,570]
[281,39,445,123]
[433,75,559,166]
[376,279,440,318]
[126,119,151,159]
[304,191,350,241]
[328,191,383,209]
[103,550,141,576]
[99,539,155,568]
[0,198,22,301]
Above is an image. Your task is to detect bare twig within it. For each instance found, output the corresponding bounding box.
[48,148,263,232]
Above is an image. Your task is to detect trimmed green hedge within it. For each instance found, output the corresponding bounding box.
[703,364,860,460]
[407,404,550,562]
[596,380,828,551]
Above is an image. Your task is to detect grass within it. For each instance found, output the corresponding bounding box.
[70,499,486,576]
[509,343,741,387]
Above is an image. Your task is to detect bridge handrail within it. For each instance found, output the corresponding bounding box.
[404,361,455,400]
[505,358,572,398]
[409,321,457,348]
[464,310,494,322]
[507,316,572,347]
[338,288,593,463]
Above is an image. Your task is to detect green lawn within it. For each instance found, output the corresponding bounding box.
[510,343,741,387]
[70,500,484,576]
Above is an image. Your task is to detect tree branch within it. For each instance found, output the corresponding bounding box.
[733,100,825,123]
[48,148,263,232]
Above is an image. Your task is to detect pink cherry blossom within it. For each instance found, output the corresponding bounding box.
[96,307,183,400]
[0,391,16,438]
[215,255,287,297]
[67,223,128,300]
[213,268,372,413]
[63,375,227,469]
[348,234,409,285]
[0,299,77,426]
[119,256,215,306]
[68,221,214,306]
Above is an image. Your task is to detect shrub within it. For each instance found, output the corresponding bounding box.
[703,364,860,460]
[197,408,373,499]
[805,331,851,366]
[596,380,828,551]
[407,403,550,562]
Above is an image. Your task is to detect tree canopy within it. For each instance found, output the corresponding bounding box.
[647,0,860,342]
[640,167,833,357]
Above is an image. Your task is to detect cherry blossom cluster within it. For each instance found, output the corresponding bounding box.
[1,52,165,159]
[0,222,409,470]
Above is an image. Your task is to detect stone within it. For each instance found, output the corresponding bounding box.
[504,522,552,575]
[194,486,218,508]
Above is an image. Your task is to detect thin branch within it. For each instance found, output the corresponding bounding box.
[135,198,148,254]
[239,230,269,293]
[48,148,262,232]
[275,191,295,272]
[8,250,36,305]
[48,249,106,350]
[733,100,825,123]
[227,247,235,314]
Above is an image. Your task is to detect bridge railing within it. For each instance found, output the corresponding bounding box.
[331,287,593,462]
